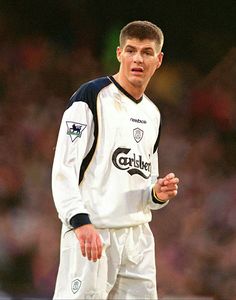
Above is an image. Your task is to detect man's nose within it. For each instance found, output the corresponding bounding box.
[133,52,143,63]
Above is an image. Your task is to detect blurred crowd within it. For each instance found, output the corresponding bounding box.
[0,36,101,297]
[0,34,235,299]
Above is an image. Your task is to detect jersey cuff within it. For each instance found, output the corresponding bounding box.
[70,213,92,228]
[151,188,168,205]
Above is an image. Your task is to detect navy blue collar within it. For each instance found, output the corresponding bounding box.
[109,76,143,103]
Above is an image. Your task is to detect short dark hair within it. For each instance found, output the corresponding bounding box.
[119,20,164,51]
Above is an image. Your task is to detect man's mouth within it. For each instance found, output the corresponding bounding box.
[131,67,144,73]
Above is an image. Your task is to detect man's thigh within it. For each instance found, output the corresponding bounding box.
[53,228,109,299]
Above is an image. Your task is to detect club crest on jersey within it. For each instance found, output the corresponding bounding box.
[71,278,81,294]
[112,147,151,179]
[133,128,144,143]
[66,121,87,142]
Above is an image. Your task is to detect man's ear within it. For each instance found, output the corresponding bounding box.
[116,46,122,62]
[156,52,164,69]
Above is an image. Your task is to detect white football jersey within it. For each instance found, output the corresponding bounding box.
[52,76,168,229]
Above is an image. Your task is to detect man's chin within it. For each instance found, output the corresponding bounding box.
[130,77,144,87]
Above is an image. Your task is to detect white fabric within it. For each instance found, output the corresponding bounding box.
[52,77,167,229]
[53,223,158,299]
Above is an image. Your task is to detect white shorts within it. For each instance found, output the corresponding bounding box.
[53,223,158,299]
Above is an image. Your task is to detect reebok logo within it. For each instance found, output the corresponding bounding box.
[130,117,147,124]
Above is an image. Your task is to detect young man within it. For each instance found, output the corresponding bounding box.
[52,20,179,299]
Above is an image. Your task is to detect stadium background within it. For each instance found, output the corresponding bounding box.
[0,1,235,299]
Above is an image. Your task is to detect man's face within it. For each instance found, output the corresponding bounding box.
[116,38,163,90]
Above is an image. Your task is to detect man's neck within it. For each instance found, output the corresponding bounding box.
[113,73,145,101]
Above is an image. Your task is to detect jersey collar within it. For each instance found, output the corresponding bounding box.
[108,76,143,103]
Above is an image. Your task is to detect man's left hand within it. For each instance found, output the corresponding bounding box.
[153,172,179,202]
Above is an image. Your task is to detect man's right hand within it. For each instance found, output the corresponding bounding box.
[74,224,102,262]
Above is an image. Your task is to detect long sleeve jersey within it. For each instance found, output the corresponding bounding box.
[52,76,168,229]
